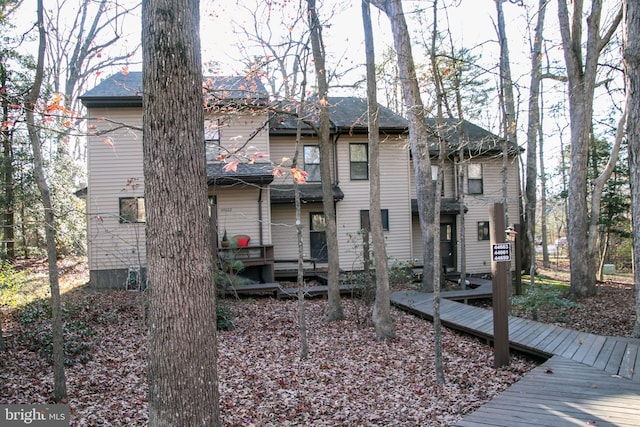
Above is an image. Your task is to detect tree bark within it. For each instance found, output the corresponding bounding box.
[142,0,220,424]
[307,0,344,321]
[557,0,622,297]
[362,0,395,341]
[429,0,445,385]
[370,0,436,292]
[539,83,551,268]
[525,0,548,284]
[25,0,67,402]
[1,59,15,262]
[623,0,640,337]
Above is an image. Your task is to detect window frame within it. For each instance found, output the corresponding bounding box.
[119,197,146,223]
[205,118,221,162]
[349,143,369,180]
[468,163,483,195]
[303,145,321,182]
[477,221,490,241]
[360,209,389,232]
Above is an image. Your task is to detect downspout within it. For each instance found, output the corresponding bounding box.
[333,133,340,185]
[258,184,264,246]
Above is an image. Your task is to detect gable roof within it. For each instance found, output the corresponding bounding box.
[269,97,408,135]
[424,117,520,156]
[79,72,269,108]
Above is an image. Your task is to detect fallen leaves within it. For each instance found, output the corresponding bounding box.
[1,293,537,426]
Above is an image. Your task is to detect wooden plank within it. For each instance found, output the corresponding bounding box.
[618,343,638,380]
[537,327,573,354]
[526,323,561,349]
[592,337,618,370]
[548,330,582,357]
[511,320,551,347]
[457,356,640,427]
[604,340,628,375]
[558,332,592,360]
[506,317,531,340]
[574,334,607,365]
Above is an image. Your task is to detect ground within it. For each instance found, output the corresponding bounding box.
[0,258,636,426]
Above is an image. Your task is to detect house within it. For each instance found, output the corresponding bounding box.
[79,72,520,288]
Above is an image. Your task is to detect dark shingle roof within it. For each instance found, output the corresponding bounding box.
[80,72,269,108]
[270,184,344,204]
[206,163,273,186]
[423,117,519,155]
[269,97,408,135]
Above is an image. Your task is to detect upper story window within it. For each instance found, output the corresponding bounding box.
[350,143,368,180]
[205,118,221,162]
[120,197,145,223]
[468,163,483,194]
[431,164,444,196]
[303,145,321,182]
[360,209,389,231]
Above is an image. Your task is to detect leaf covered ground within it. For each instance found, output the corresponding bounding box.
[0,259,636,426]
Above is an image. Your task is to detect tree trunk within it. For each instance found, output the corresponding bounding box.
[142,0,220,425]
[557,0,622,297]
[362,0,395,341]
[25,0,67,402]
[293,73,309,359]
[307,0,344,321]
[1,60,15,262]
[623,0,640,337]
[370,0,436,292]
[539,83,550,268]
[430,0,445,385]
[525,0,547,283]
[496,0,516,298]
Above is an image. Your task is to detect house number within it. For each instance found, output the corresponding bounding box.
[491,243,511,262]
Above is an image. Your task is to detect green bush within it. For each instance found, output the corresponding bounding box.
[216,300,234,331]
[511,283,579,321]
[0,262,32,307]
[18,299,95,366]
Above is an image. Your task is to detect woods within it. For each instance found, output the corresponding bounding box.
[1,0,639,423]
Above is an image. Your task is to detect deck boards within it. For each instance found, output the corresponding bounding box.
[390,289,640,426]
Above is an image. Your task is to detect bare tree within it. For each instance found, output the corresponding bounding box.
[370,0,436,293]
[429,0,446,385]
[625,0,640,337]
[142,0,220,424]
[524,0,548,284]
[307,0,344,321]
[557,0,622,296]
[46,0,139,160]
[362,0,395,341]
[24,0,67,402]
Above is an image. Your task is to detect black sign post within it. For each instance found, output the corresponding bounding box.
[490,203,510,368]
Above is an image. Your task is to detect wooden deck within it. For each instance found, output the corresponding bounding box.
[223,282,363,299]
[390,289,640,426]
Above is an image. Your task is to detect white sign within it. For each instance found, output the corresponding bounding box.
[492,243,511,262]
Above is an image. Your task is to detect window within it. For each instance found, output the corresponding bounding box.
[477,221,490,241]
[360,209,389,231]
[303,145,321,182]
[431,164,444,196]
[468,163,483,194]
[205,118,221,162]
[350,143,368,180]
[120,197,145,223]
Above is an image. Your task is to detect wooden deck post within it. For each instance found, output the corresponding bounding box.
[490,203,510,368]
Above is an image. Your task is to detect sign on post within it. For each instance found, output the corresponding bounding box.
[491,243,511,262]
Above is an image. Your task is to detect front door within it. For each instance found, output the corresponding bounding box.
[440,220,456,272]
[309,212,328,262]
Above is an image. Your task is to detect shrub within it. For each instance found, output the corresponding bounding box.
[18,299,95,366]
[0,262,32,307]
